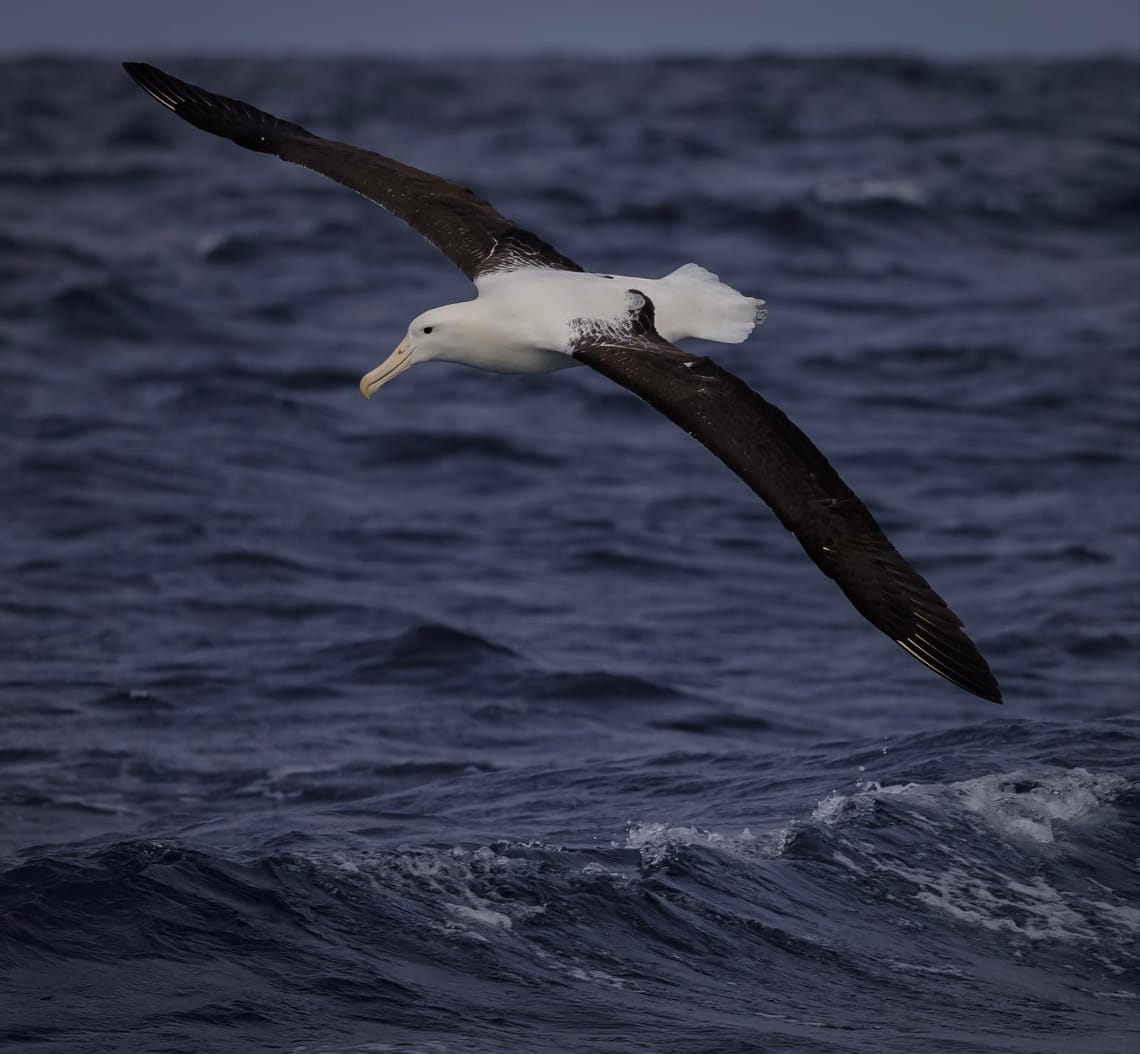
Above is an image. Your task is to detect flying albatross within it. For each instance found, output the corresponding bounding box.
[123,62,1002,704]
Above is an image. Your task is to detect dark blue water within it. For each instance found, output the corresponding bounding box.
[1,55,1138,1053]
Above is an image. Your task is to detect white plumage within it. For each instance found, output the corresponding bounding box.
[361,265,766,393]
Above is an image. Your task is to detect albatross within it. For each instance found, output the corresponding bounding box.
[123,62,1002,704]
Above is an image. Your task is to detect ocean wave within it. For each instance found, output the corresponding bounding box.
[801,766,1136,953]
[3,753,1136,1051]
[32,276,190,341]
[385,622,520,669]
[810,766,1129,844]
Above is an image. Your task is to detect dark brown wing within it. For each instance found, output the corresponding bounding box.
[572,293,1001,704]
[122,62,581,280]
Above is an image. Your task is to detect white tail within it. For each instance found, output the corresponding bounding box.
[659,263,766,344]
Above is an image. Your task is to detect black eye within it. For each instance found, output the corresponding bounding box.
[423,326,433,334]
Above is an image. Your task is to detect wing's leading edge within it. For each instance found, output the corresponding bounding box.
[122,62,581,279]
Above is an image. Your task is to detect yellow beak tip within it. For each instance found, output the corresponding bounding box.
[360,342,411,398]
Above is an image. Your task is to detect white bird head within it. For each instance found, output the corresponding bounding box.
[359,303,476,397]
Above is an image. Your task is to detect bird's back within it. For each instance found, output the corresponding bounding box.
[476,266,764,351]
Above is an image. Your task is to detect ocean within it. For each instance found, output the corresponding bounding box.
[1,54,1138,1053]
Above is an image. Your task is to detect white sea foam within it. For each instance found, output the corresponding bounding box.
[304,843,635,993]
[445,903,517,930]
[807,767,1133,944]
[625,820,792,867]
[312,845,546,949]
[811,767,1128,846]
[954,768,1129,844]
[908,867,1101,941]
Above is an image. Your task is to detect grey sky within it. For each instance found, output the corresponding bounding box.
[3,0,1138,57]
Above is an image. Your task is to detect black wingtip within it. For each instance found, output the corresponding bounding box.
[979,676,1003,705]
[895,630,1002,704]
[967,673,1003,705]
[122,61,179,106]
[121,60,313,152]
[122,62,163,87]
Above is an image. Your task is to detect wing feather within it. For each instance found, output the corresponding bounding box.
[572,294,1001,703]
[122,62,581,280]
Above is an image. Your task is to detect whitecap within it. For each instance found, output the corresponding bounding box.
[624,820,791,866]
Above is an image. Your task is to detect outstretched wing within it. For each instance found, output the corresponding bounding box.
[122,62,582,280]
[571,292,1001,704]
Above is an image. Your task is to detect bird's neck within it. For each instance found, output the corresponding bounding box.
[429,298,572,374]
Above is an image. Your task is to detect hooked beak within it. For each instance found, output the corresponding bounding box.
[359,339,414,398]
